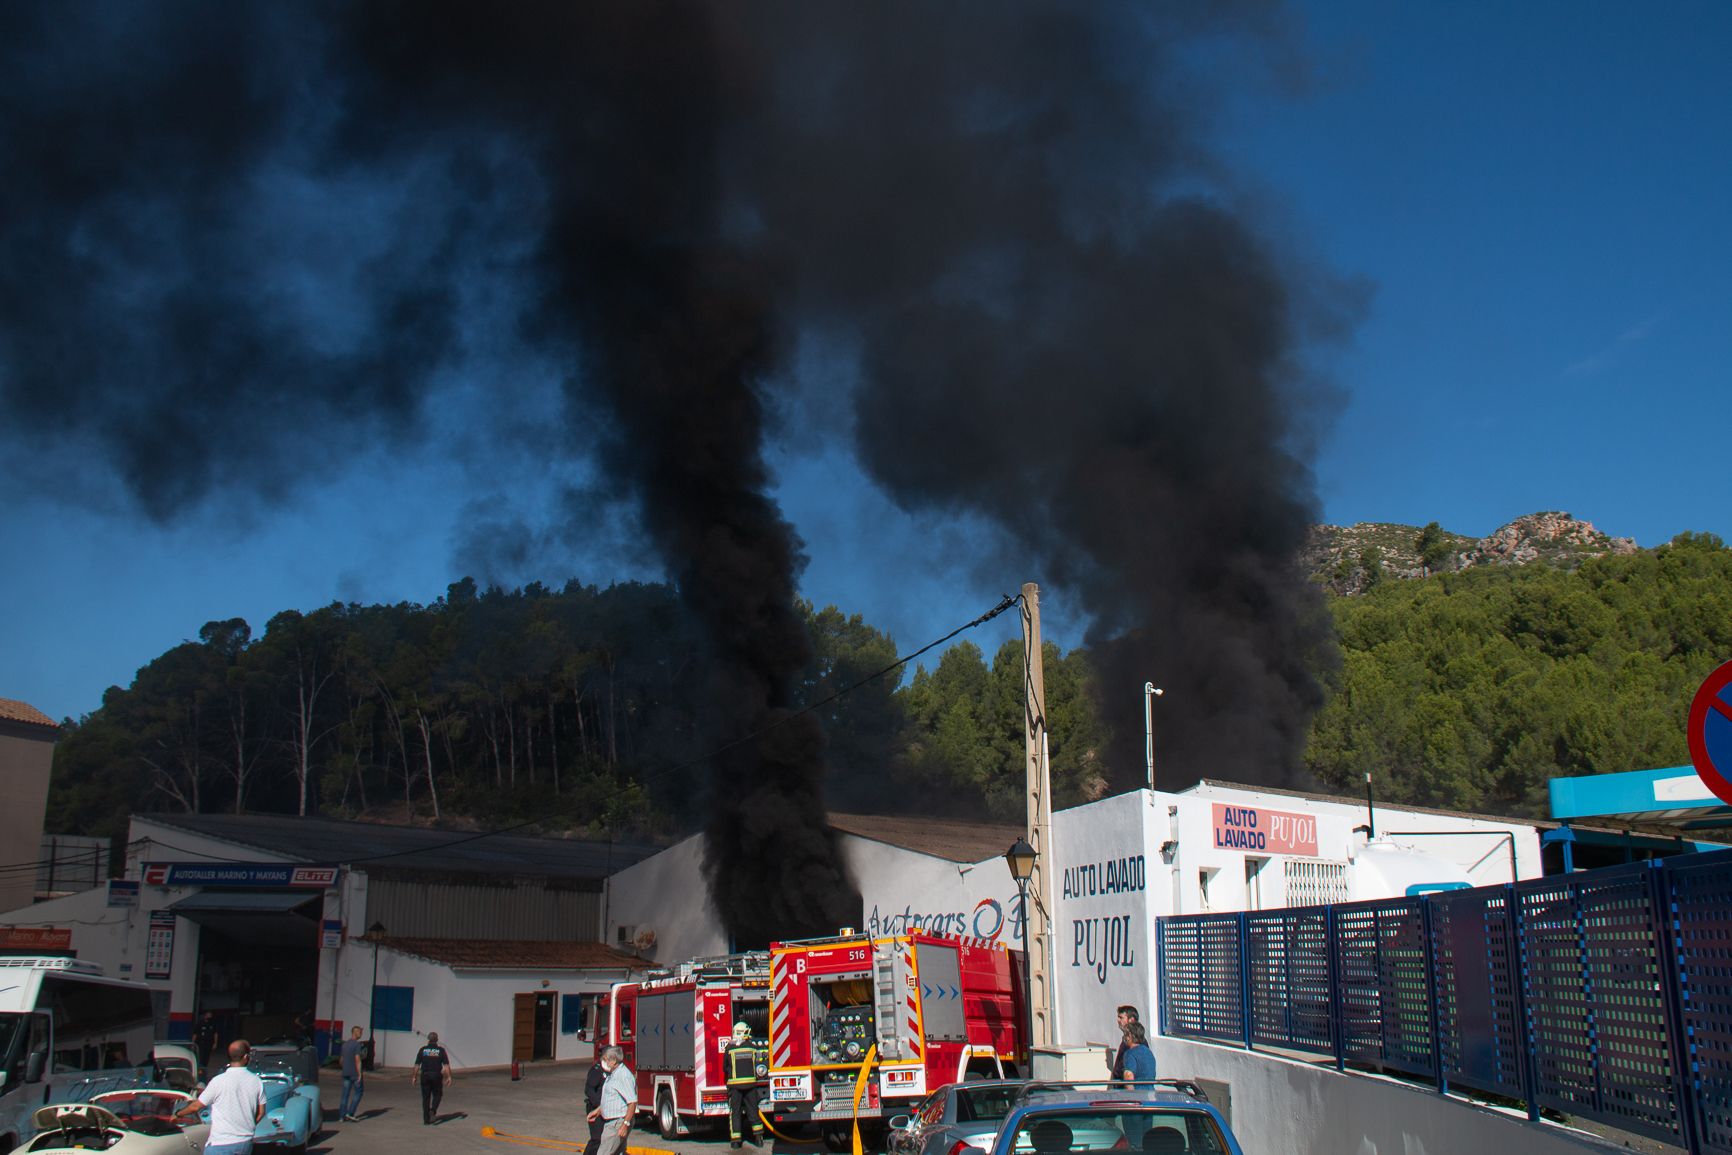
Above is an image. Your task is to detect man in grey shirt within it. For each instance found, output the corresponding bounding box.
[338,1026,368,1121]
[586,1046,636,1155]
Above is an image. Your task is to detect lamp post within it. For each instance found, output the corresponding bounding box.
[1143,683,1163,790]
[366,921,386,1071]
[1004,839,1037,1065]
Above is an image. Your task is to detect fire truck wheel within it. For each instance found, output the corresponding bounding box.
[656,1089,680,1140]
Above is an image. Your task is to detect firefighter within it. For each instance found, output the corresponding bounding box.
[724,1021,766,1148]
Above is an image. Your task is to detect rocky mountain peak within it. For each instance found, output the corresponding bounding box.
[1305,511,1639,596]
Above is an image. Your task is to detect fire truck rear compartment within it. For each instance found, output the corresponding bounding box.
[809,975,875,1064]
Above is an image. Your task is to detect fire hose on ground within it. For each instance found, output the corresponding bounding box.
[483,1050,879,1155]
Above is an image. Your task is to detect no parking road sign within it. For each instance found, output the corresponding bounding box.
[1688,659,1732,807]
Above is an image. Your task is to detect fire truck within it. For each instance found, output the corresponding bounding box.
[597,953,772,1138]
[764,930,1025,1145]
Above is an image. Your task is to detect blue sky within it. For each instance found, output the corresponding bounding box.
[4,1,1729,723]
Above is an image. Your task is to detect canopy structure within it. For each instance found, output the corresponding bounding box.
[1547,765,1732,870]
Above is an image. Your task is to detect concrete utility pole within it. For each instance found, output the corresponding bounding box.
[1020,582,1057,1047]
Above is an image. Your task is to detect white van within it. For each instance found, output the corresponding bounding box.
[0,957,157,1151]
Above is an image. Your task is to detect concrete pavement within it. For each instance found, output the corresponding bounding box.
[307,1065,815,1155]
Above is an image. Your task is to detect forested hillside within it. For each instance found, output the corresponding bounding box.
[47,532,1732,851]
[1306,532,1732,813]
[46,578,1104,850]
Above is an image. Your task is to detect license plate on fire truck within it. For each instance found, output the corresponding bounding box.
[770,1073,812,1102]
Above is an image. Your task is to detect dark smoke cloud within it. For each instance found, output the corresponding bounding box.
[0,1,1345,937]
[730,4,1346,789]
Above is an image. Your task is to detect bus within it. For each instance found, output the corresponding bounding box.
[0,957,157,1151]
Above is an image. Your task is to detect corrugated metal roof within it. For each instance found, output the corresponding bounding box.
[136,813,661,881]
[827,812,1025,864]
[368,936,647,972]
[0,697,57,730]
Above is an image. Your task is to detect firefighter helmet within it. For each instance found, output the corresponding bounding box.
[732,1022,751,1039]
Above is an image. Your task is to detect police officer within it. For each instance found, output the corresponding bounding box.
[723,1021,765,1148]
[411,1031,454,1125]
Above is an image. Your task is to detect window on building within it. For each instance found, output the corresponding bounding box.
[1283,859,1349,907]
[371,986,414,1033]
[1197,868,1218,911]
[1244,857,1268,909]
[561,994,584,1036]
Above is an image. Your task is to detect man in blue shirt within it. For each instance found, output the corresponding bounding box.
[587,1046,636,1155]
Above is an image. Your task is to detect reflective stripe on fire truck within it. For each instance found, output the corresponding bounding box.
[770,952,794,1069]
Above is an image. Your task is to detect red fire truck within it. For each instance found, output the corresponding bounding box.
[764,930,1025,1144]
[597,953,772,1138]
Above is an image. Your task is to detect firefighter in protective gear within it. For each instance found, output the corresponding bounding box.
[724,1021,765,1148]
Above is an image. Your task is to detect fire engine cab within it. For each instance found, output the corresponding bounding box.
[598,953,771,1138]
[766,930,1025,1145]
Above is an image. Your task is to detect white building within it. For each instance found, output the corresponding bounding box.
[0,782,1548,1068]
[0,813,657,1069]
[610,781,1546,1056]
[1048,780,1544,1051]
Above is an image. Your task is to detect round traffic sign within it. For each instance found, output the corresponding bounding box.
[1687,660,1732,807]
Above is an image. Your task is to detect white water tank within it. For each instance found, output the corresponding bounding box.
[1347,839,1473,902]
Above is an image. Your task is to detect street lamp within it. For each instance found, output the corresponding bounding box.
[366,921,386,1071]
[1003,839,1037,1061]
[1143,684,1163,790]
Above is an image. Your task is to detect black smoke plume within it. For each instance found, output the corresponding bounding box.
[0,1,1343,938]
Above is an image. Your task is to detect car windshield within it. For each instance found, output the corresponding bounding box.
[95,1091,188,1124]
[1008,1108,1229,1155]
[251,1054,299,1077]
[956,1085,1020,1123]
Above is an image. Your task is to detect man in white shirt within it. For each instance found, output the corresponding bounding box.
[586,1046,636,1155]
[176,1038,267,1154]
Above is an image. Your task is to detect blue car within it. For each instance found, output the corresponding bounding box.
[248,1045,321,1153]
[960,1081,1244,1155]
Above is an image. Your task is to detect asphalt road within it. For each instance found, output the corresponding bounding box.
[309,1065,816,1155]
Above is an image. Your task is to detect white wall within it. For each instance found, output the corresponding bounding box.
[1176,783,1542,907]
[1155,1037,1627,1155]
[606,834,728,963]
[610,830,1032,963]
[852,839,1024,945]
[354,946,626,1069]
[1051,790,1157,1050]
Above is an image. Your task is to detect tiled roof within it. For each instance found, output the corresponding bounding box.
[136,813,661,882]
[0,698,58,730]
[828,812,1025,865]
[368,936,647,972]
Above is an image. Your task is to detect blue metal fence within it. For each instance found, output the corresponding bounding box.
[1158,846,1732,1155]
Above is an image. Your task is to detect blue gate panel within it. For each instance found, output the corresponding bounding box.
[1431,887,1525,1101]
[1519,865,1684,1145]
[1161,914,1244,1044]
[1248,908,1332,1056]
[1665,848,1732,1155]
[1336,900,1433,1080]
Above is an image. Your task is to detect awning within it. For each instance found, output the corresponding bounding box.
[169,892,321,916]
[1549,765,1732,832]
[167,891,320,946]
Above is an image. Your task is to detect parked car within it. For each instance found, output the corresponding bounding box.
[889,1080,1026,1155]
[251,1038,320,1086]
[959,1082,1242,1155]
[152,1043,200,1091]
[23,1093,208,1154]
[249,1046,321,1153]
